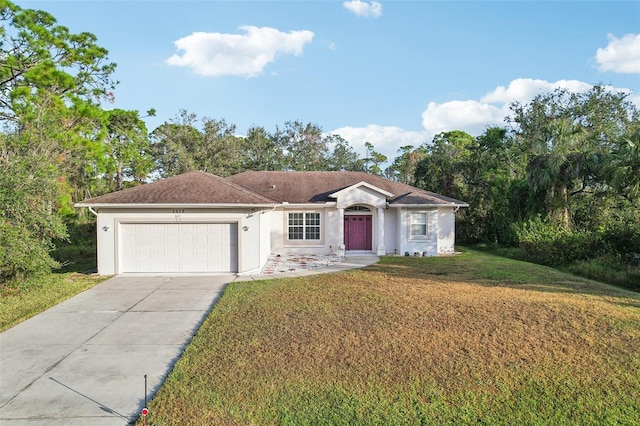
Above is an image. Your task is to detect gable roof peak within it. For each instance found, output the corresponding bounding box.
[329,180,394,198]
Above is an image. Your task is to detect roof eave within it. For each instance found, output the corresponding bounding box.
[74,203,278,209]
[279,202,337,208]
[390,203,469,208]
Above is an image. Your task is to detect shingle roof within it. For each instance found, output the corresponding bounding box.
[76,170,468,207]
[76,171,276,205]
[226,171,468,206]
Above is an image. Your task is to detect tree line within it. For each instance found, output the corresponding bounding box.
[1,1,639,289]
[404,86,640,289]
[148,112,388,181]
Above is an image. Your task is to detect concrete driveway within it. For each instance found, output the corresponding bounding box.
[0,274,233,425]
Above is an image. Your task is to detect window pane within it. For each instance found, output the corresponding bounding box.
[289,226,304,240]
[306,213,320,226]
[306,213,320,239]
[289,213,304,226]
[411,212,428,236]
[411,224,427,236]
[306,226,320,240]
[411,213,427,224]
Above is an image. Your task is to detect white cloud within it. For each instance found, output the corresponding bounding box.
[629,93,640,109]
[331,125,427,161]
[596,33,640,74]
[480,78,592,104]
[331,78,639,164]
[166,26,314,77]
[421,100,506,136]
[422,78,638,137]
[343,0,383,18]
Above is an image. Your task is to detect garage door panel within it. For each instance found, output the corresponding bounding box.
[119,223,238,273]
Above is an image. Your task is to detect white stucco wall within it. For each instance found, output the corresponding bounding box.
[258,209,272,270]
[325,208,343,254]
[393,206,458,256]
[395,207,438,257]
[269,209,285,253]
[383,208,399,255]
[437,207,456,254]
[94,207,267,275]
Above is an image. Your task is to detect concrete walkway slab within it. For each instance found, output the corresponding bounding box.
[0,274,232,425]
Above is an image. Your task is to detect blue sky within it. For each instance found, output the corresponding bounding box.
[17,0,640,161]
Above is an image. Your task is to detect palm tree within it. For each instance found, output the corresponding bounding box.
[526,119,589,228]
[605,131,640,204]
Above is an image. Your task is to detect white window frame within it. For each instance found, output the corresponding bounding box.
[287,212,321,241]
[409,211,429,240]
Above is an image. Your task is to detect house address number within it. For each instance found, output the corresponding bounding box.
[171,209,185,214]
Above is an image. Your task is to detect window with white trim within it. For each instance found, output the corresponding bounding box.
[288,212,321,241]
[410,212,428,238]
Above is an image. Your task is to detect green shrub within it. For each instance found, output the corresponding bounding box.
[513,218,601,266]
[599,224,640,263]
[567,257,640,292]
[0,222,60,281]
[52,222,97,272]
[511,217,640,291]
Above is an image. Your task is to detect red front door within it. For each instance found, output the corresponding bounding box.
[344,215,372,251]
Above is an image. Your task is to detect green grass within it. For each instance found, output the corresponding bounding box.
[141,249,640,425]
[472,243,640,292]
[566,257,640,292]
[0,234,105,332]
[0,272,108,332]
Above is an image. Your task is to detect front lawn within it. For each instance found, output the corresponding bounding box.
[0,272,108,332]
[143,249,640,425]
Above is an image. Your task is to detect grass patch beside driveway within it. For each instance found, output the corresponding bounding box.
[143,249,640,425]
[0,273,108,332]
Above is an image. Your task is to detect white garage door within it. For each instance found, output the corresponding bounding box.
[119,223,238,273]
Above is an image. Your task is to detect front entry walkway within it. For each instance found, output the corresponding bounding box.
[0,275,232,425]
